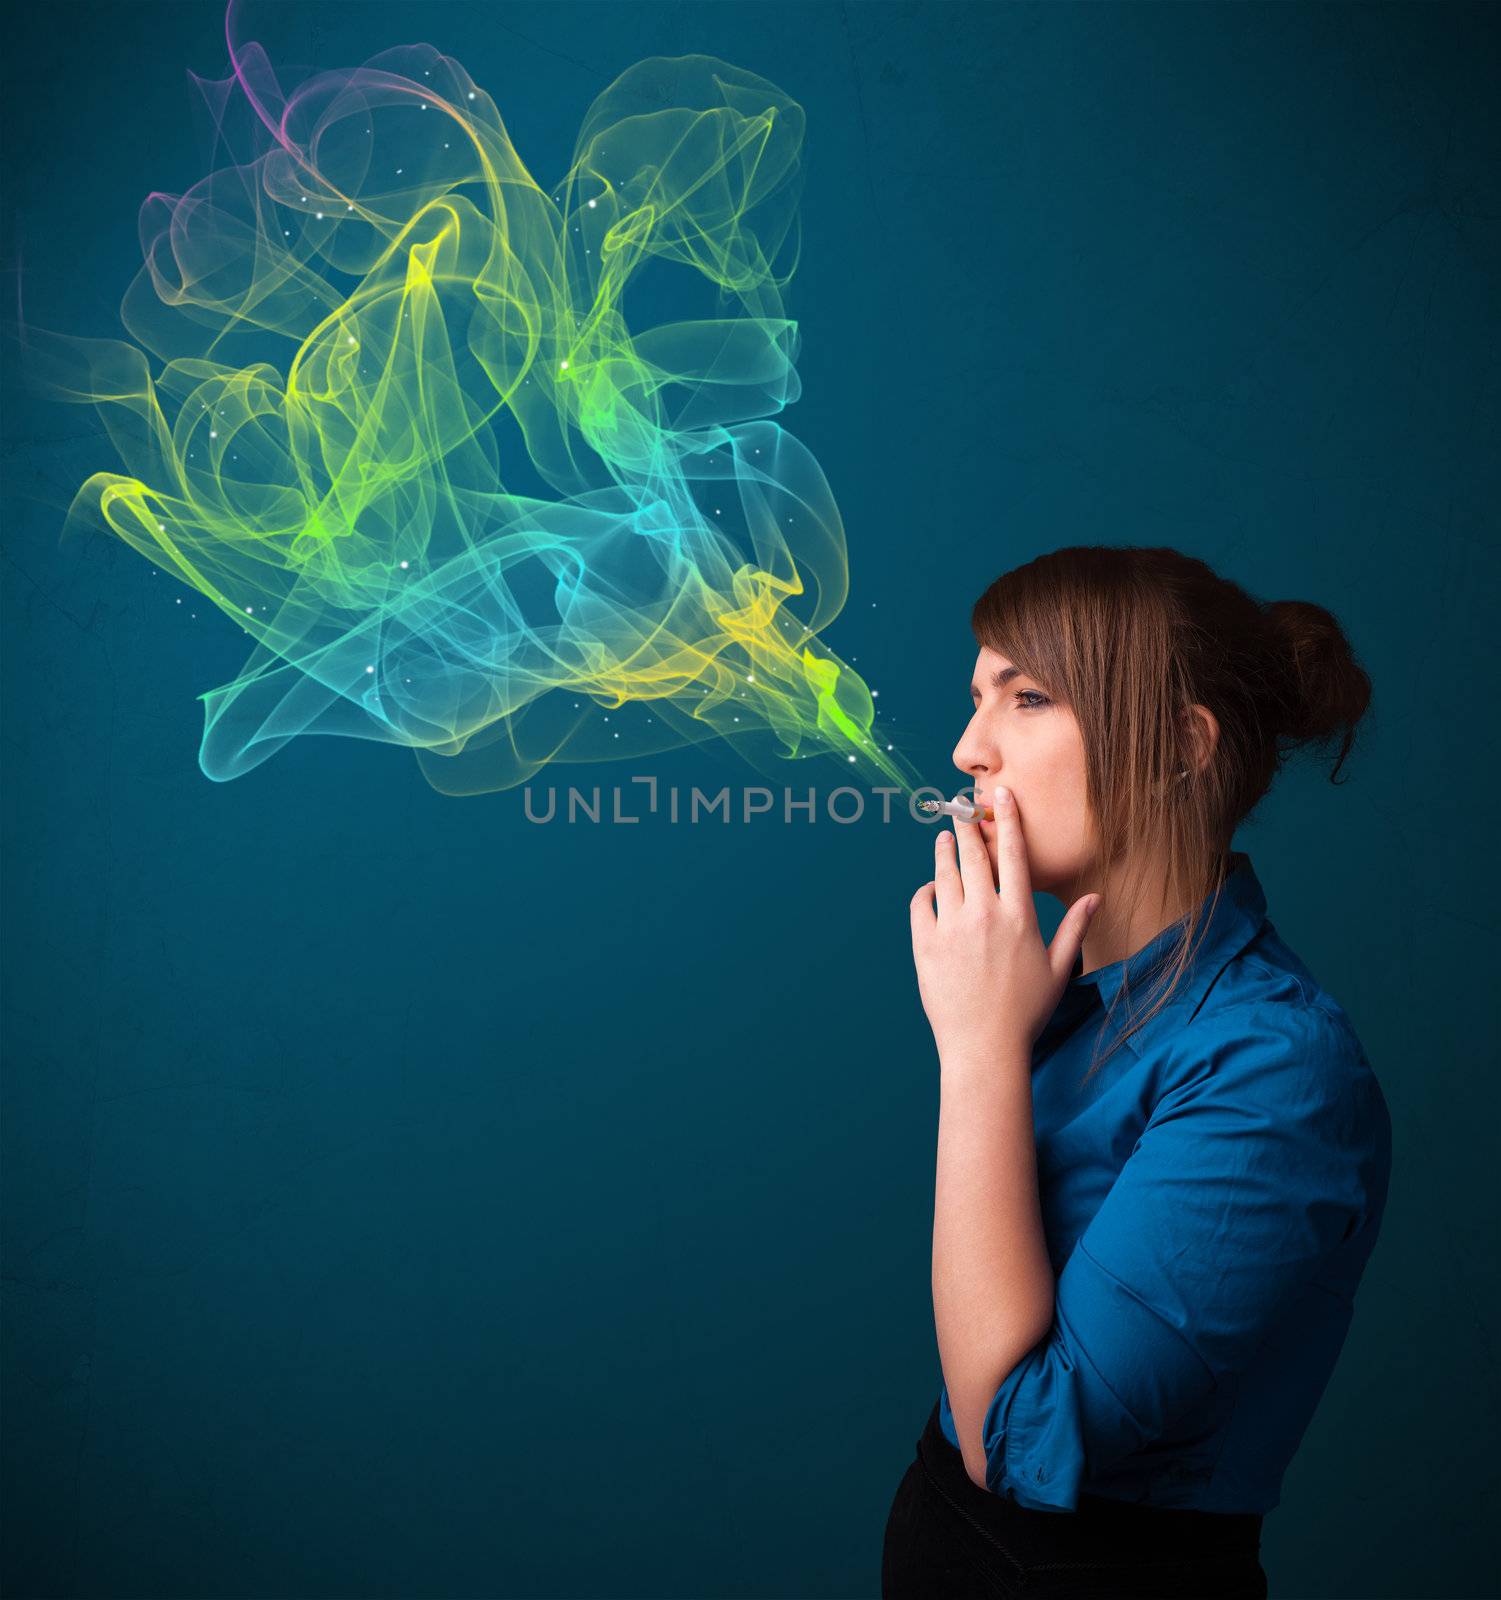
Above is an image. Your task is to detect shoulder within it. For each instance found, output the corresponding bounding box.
[1199,918,1352,1020]
[1126,917,1377,1100]
[1180,994,1374,1105]
[1153,974,1392,1185]
[1183,925,1379,1090]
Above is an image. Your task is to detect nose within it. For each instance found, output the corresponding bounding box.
[952,714,993,791]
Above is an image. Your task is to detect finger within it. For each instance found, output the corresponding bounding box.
[989,786,1035,918]
[953,811,998,897]
[910,879,937,939]
[1048,893,1102,986]
[933,827,963,918]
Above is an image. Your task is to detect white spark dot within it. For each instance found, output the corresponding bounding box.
[887,744,893,751]
[245,605,253,614]
[400,560,409,569]
[468,91,475,99]
[209,430,217,438]
[872,689,880,698]
[588,198,597,208]
[365,665,375,674]
[316,212,323,219]
[560,359,569,370]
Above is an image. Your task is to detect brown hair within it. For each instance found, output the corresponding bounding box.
[970,545,1372,1084]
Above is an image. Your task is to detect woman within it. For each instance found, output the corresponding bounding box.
[882,546,1392,1599]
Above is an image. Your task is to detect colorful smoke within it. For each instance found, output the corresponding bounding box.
[23,0,922,797]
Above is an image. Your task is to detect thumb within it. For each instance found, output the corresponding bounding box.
[1049,893,1102,986]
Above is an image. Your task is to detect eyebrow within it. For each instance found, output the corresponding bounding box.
[971,665,1025,697]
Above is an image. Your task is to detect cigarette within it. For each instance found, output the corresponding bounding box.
[916,796,996,823]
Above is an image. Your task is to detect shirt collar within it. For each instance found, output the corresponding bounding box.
[1063,849,1268,1049]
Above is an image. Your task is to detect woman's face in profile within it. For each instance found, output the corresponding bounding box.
[952,644,1093,897]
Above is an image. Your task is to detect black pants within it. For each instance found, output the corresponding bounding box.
[881,1403,1268,1598]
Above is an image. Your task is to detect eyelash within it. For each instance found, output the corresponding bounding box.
[972,689,1052,711]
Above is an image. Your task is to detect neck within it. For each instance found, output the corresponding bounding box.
[1073,851,1221,978]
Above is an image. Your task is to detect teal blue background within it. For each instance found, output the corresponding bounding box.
[3,4,1497,1597]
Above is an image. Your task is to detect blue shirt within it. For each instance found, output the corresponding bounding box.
[937,849,1392,1514]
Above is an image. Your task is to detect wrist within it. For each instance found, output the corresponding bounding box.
[938,1036,1034,1085]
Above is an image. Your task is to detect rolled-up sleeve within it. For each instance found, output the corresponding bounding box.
[981,1003,1384,1510]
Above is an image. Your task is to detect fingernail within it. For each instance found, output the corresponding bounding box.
[994,786,1012,805]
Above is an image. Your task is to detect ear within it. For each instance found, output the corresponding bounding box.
[1185,702,1220,776]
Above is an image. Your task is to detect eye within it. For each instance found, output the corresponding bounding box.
[1014,689,1051,710]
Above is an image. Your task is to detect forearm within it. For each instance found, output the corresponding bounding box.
[932,1049,1056,1490]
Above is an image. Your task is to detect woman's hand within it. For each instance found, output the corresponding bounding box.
[909,786,1101,1072]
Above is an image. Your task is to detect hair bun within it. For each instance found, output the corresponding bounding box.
[1261,599,1372,782]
